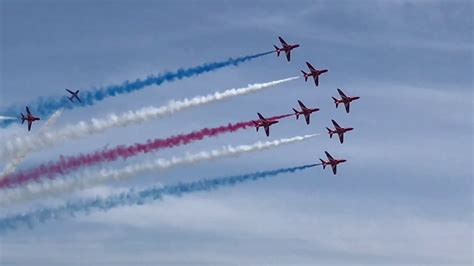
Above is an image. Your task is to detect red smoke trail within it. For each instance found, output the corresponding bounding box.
[0,113,293,188]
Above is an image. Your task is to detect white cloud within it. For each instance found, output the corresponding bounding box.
[3,190,468,265]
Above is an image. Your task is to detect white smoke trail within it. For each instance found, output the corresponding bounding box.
[0,109,64,178]
[0,77,298,159]
[0,134,317,205]
[0,116,17,121]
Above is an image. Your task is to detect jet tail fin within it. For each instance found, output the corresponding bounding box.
[301,70,308,81]
[326,127,333,138]
[319,159,326,169]
[21,113,25,124]
[273,45,280,56]
[332,97,339,108]
[253,121,259,132]
[292,108,299,119]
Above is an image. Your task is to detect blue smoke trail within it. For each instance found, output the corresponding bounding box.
[0,163,317,233]
[0,51,274,128]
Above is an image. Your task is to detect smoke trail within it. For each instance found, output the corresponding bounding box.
[0,51,274,128]
[1,77,298,159]
[0,113,293,187]
[0,134,318,205]
[0,163,317,232]
[0,110,64,178]
[0,116,17,121]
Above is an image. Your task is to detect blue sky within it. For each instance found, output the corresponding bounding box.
[0,0,472,265]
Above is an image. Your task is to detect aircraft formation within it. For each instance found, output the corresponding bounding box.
[0,35,368,231]
[270,36,359,174]
[18,36,360,175]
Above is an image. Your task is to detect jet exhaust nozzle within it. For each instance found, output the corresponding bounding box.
[253,121,259,132]
[326,127,333,138]
[273,45,280,56]
[300,70,308,81]
[292,108,299,119]
[319,159,326,169]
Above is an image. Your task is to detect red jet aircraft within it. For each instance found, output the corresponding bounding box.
[66,89,81,103]
[326,119,353,144]
[292,100,320,125]
[253,113,278,137]
[21,106,40,131]
[301,62,328,87]
[319,151,346,175]
[332,88,360,113]
[273,36,300,62]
